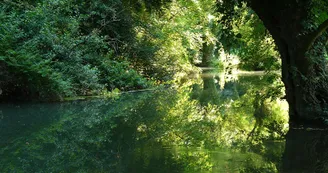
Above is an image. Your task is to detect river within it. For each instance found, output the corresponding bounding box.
[1,73,327,172]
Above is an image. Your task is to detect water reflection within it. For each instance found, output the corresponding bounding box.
[282,128,328,173]
[0,73,295,172]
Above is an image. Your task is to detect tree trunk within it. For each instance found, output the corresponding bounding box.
[201,39,216,90]
[200,40,218,105]
[250,0,328,127]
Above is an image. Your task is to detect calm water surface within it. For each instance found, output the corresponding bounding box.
[1,74,327,172]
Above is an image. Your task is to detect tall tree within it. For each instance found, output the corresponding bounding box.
[218,0,328,126]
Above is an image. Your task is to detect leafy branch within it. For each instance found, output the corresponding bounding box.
[305,18,328,51]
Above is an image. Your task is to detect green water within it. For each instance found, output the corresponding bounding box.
[1,74,327,172]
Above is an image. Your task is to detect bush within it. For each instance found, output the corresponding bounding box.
[0,0,150,101]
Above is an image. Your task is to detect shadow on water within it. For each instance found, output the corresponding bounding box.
[1,72,327,172]
[282,128,328,173]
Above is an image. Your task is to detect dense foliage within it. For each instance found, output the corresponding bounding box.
[0,0,154,101]
[0,0,283,102]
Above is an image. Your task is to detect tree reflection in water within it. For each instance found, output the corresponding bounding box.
[0,73,309,173]
[282,128,328,173]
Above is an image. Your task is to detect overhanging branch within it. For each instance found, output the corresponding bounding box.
[305,18,328,51]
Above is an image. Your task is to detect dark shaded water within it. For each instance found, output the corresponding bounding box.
[1,74,328,172]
